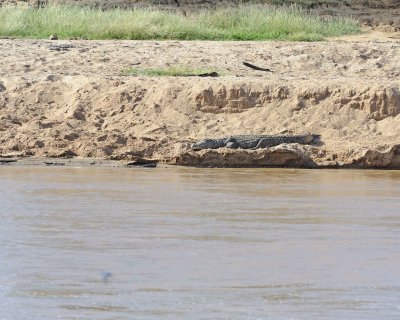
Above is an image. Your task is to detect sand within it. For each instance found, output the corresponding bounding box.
[1,37,400,168]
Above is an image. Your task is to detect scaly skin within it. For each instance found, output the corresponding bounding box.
[191,134,320,150]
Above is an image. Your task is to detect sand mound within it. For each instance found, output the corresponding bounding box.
[1,39,400,168]
[192,82,400,120]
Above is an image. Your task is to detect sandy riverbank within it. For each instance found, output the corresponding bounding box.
[1,38,400,168]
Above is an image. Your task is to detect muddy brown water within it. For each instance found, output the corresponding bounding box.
[0,166,399,319]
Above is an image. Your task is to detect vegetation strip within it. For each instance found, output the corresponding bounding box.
[0,5,360,41]
[122,66,220,77]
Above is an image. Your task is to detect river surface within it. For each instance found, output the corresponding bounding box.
[0,167,399,320]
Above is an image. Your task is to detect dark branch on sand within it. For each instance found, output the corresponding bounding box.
[243,61,272,72]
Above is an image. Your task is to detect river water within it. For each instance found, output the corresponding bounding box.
[0,167,399,320]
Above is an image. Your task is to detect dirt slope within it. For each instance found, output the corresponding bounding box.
[0,39,400,168]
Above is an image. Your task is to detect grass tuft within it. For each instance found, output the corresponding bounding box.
[122,66,218,77]
[0,5,360,41]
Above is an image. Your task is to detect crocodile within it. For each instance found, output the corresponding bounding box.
[191,134,320,150]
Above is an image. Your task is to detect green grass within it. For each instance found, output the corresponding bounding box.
[0,5,360,41]
[254,0,349,7]
[122,66,218,77]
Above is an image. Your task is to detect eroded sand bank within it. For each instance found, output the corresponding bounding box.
[1,39,400,168]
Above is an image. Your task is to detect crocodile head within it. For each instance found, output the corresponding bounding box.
[191,139,222,150]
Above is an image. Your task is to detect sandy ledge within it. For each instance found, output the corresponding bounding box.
[1,38,400,168]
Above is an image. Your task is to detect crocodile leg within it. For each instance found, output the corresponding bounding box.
[252,137,279,149]
[225,137,239,149]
